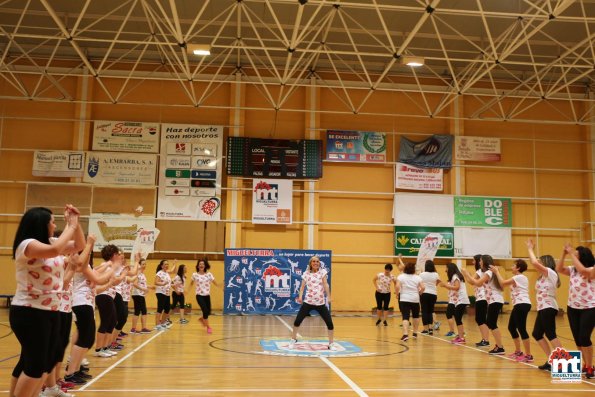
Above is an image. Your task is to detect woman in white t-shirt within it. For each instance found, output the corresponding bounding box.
[131,259,152,334]
[492,259,533,362]
[171,265,188,324]
[526,239,562,372]
[396,262,425,341]
[438,263,469,344]
[373,264,396,326]
[289,256,336,350]
[154,259,177,330]
[10,205,85,397]
[557,244,595,379]
[419,260,441,335]
[190,258,219,334]
[470,254,490,347]
[463,255,506,355]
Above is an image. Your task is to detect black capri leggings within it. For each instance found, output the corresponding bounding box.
[196,295,212,319]
[72,305,96,349]
[475,299,488,326]
[400,301,420,321]
[508,303,531,339]
[10,306,60,378]
[156,293,171,314]
[114,293,128,331]
[375,291,391,311]
[293,302,334,330]
[56,311,72,363]
[486,302,503,330]
[454,304,467,326]
[420,293,437,326]
[446,303,455,319]
[132,295,147,316]
[567,306,595,347]
[532,307,558,342]
[95,294,117,334]
[172,293,186,309]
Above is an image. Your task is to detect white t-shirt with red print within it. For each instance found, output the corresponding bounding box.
[120,281,132,302]
[97,262,117,298]
[302,269,329,306]
[567,267,595,310]
[60,280,73,313]
[511,274,531,306]
[474,269,487,301]
[155,270,172,295]
[192,272,215,296]
[12,238,66,311]
[484,270,504,304]
[172,275,185,294]
[72,265,95,307]
[535,268,559,311]
[376,273,396,294]
[132,273,147,297]
[447,274,470,305]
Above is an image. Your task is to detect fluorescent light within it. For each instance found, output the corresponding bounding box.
[402,55,424,67]
[187,44,211,56]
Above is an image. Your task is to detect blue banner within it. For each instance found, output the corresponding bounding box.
[398,134,453,169]
[223,248,332,315]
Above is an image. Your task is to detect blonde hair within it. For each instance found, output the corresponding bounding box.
[308,256,321,271]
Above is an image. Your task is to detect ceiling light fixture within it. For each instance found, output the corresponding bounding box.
[187,44,211,56]
[402,55,424,67]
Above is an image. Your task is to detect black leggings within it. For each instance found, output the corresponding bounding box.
[156,293,171,314]
[196,295,212,319]
[508,303,531,339]
[400,301,420,321]
[96,294,117,334]
[172,293,186,309]
[375,292,391,311]
[132,295,147,316]
[475,300,488,326]
[293,302,334,330]
[532,307,558,341]
[567,306,595,347]
[114,293,128,331]
[72,305,96,349]
[454,304,467,326]
[56,312,72,363]
[486,302,503,330]
[10,306,60,378]
[420,293,437,326]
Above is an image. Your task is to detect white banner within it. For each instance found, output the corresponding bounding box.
[455,136,501,162]
[131,227,160,260]
[395,162,443,191]
[88,214,156,252]
[32,151,84,177]
[83,152,157,185]
[157,124,224,220]
[415,233,443,273]
[92,120,160,153]
[252,179,293,224]
[454,228,512,258]
[393,193,454,227]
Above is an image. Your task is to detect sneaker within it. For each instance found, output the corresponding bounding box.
[420,330,429,335]
[445,331,456,337]
[586,366,594,379]
[81,358,90,366]
[109,343,123,351]
[93,350,111,358]
[433,321,441,330]
[538,362,552,371]
[475,340,490,347]
[129,328,138,334]
[74,370,92,380]
[140,328,152,334]
[154,324,164,331]
[166,319,173,325]
[180,318,189,324]
[328,342,339,351]
[288,338,297,349]
[79,365,89,372]
[207,327,213,334]
[375,319,382,326]
[41,385,74,397]
[164,322,173,329]
[452,336,466,344]
[400,335,409,342]
[104,348,117,356]
[507,351,523,359]
[56,380,75,390]
[64,373,87,385]
[518,354,534,363]
[118,331,128,338]
[488,346,505,355]
[383,320,388,326]
[428,330,433,336]
[411,333,417,339]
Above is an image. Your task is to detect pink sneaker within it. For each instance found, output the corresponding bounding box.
[451,336,466,344]
[207,327,213,334]
[518,354,534,363]
[507,351,523,359]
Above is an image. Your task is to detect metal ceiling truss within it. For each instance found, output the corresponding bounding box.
[0,0,593,125]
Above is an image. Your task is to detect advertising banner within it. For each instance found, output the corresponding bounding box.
[223,249,332,315]
[395,162,443,191]
[326,130,386,162]
[157,124,224,220]
[83,152,157,185]
[88,213,156,252]
[454,196,512,227]
[32,151,84,177]
[92,120,160,153]
[252,179,293,224]
[394,226,454,257]
[398,134,453,169]
[455,136,501,162]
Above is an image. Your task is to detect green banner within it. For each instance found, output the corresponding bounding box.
[454,196,512,227]
[394,226,454,257]
[165,169,191,178]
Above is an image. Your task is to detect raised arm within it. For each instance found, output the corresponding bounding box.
[565,245,593,278]
[396,254,405,272]
[556,245,571,276]
[526,239,549,277]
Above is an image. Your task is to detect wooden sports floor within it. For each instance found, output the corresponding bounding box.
[0,310,593,396]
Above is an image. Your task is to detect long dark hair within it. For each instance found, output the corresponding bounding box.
[196,257,210,272]
[473,254,482,271]
[177,264,186,282]
[576,246,595,268]
[540,254,561,288]
[157,259,168,273]
[446,262,465,283]
[424,260,436,273]
[481,255,501,290]
[13,207,53,258]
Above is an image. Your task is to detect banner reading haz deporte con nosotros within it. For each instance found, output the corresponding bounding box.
[223,249,332,315]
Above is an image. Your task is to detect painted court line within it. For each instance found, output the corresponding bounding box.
[275,316,369,397]
[79,329,164,390]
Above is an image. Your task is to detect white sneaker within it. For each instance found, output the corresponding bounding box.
[154,324,164,331]
[164,322,172,329]
[288,338,297,349]
[106,349,117,356]
[41,385,74,397]
[328,342,339,351]
[81,358,90,366]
